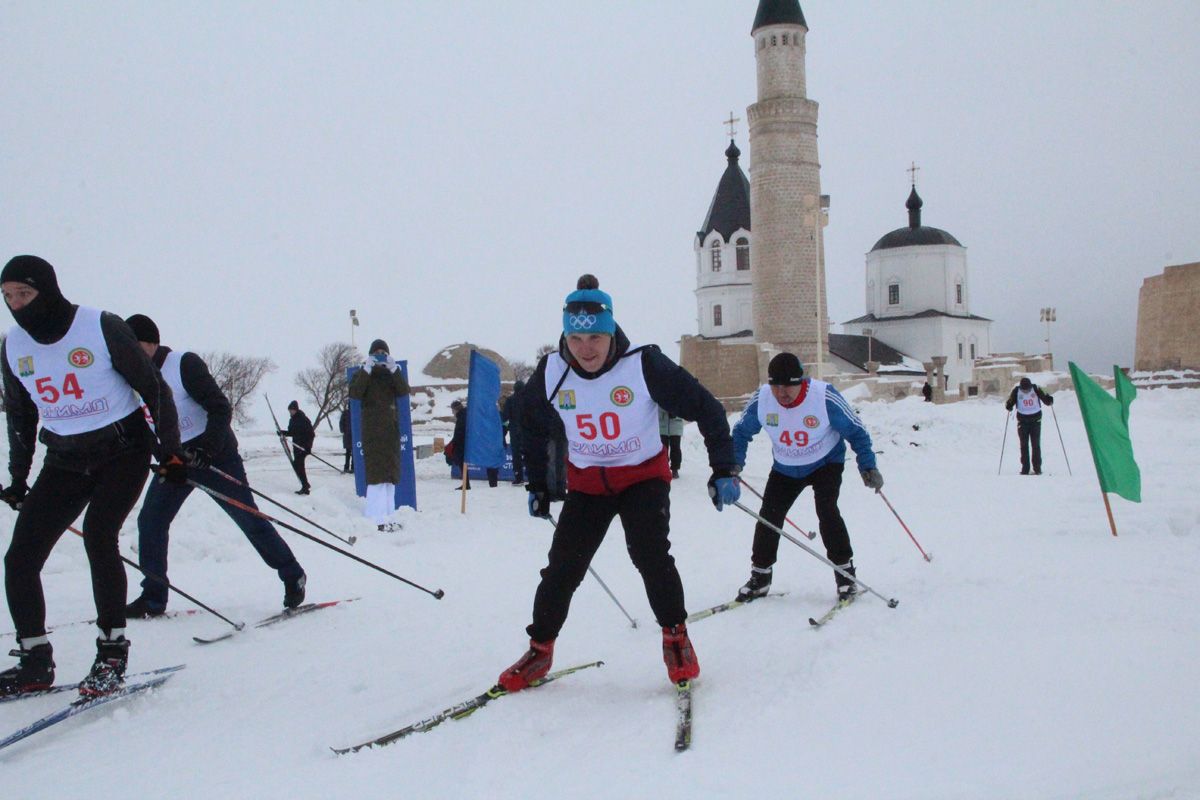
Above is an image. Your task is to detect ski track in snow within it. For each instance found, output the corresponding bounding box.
[2,389,1199,799]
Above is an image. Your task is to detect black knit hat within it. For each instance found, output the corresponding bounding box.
[124,314,160,344]
[287,400,299,411]
[368,339,389,355]
[767,352,805,386]
[1,255,61,296]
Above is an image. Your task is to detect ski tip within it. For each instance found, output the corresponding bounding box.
[807,618,820,627]
[887,598,900,608]
[432,589,445,600]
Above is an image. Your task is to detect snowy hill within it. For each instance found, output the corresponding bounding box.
[2,389,1199,799]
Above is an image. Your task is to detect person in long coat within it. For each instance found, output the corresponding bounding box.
[348,339,410,530]
[338,405,353,473]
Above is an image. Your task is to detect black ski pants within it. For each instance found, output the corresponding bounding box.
[135,446,303,609]
[4,449,150,640]
[292,449,310,490]
[1016,412,1043,473]
[660,434,682,472]
[527,479,684,642]
[750,463,853,570]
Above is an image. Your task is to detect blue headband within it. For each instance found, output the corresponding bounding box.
[562,288,615,336]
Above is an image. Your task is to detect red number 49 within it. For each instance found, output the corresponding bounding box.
[779,430,809,447]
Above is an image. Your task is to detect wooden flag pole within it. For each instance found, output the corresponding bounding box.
[460,466,469,514]
[1101,491,1118,537]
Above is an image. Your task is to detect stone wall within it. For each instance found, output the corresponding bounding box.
[1135,261,1200,371]
[679,335,762,410]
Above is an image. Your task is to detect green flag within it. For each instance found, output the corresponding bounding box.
[1068,362,1141,502]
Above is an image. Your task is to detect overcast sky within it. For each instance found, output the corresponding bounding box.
[4,1,1197,424]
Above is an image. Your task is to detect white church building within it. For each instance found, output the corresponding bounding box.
[842,186,993,391]
[693,140,753,339]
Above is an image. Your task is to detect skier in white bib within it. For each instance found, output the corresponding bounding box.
[731,352,883,603]
[0,256,186,698]
[497,275,739,691]
[1004,376,1054,475]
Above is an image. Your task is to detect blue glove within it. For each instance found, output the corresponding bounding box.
[707,471,740,511]
[527,488,552,518]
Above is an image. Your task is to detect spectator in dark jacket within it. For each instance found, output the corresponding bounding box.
[449,399,498,489]
[501,380,527,484]
[280,400,315,494]
[348,339,410,530]
[338,406,353,474]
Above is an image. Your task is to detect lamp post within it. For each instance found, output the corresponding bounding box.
[863,327,874,364]
[349,309,359,348]
[804,194,830,379]
[1039,307,1056,356]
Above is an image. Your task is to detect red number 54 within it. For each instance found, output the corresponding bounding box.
[35,373,84,404]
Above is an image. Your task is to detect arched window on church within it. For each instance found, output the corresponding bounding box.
[970,342,977,360]
[713,304,723,327]
[888,283,900,306]
[710,240,722,272]
[956,282,963,305]
[957,342,964,360]
[735,238,750,270]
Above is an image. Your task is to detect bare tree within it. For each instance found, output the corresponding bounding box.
[510,360,535,383]
[536,343,557,360]
[200,352,277,426]
[295,342,359,430]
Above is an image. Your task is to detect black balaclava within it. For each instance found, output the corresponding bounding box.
[2,255,75,343]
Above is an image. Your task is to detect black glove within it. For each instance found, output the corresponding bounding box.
[0,479,29,511]
[861,468,884,491]
[184,447,212,470]
[276,429,288,438]
[527,485,552,518]
[158,455,189,485]
[1044,394,1054,405]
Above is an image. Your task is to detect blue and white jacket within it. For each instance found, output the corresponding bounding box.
[732,379,876,480]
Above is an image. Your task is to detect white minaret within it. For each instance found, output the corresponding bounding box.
[748,0,828,372]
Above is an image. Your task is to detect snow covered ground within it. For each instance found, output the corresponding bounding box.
[2,388,1198,799]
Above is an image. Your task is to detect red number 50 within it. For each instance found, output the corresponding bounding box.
[576,412,621,440]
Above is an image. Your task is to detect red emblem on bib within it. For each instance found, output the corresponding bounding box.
[610,386,634,406]
[68,348,95,368]
[803,415,819,429]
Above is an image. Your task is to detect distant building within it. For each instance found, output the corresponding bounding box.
[1135,261,1200,372]
[842,186,992,391]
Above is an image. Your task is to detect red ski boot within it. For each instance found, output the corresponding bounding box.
[662,624,699,683]
[497,639,554,692]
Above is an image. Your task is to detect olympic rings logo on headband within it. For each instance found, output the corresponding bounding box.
[569,313,598,330]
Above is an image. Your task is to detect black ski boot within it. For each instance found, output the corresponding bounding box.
[0,641,55,696]
[125,595,166,619]
[283,572,307,609]
[835,561,857,602]
[78,636,129,698]
[736,566,773,602]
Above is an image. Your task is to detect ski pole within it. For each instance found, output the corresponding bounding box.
[737,478,816,540]
[1049,405,1072,476]
[205,464,357,546]
[876,491,932,562]
[264,394,296,466]
[68,525,245,631]
[732,501,899,608]
[998,410,1011,475]
[546,514,638,628]
[173,473,444,599]
[288,442,345,476]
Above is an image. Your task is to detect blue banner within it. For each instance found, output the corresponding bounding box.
[346,361,417,511]
[464,350,506,468]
